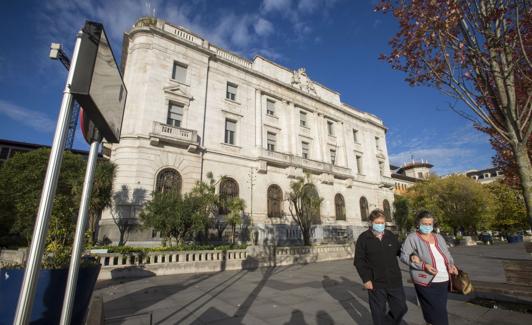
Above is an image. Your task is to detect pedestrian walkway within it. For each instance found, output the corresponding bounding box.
[95,243,532,324]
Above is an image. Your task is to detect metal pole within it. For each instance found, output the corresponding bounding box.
[60,135,101,325]
[13,32,83,325]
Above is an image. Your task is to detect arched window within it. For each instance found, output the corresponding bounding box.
[219,177,239,214]
[360,196,369,221]
[267,184,283,218]
[335,193,346,221]
[383,199,392,222]
[302,184,321,224]
[155,168,181,194]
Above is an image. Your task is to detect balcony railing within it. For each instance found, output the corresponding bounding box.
[149,122,199,150]
[258,150,353,179]
[259,148,292,166]
[379,175,395,189]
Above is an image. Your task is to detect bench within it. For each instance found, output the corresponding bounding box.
[524,242,532,254]
[503,260,532,286]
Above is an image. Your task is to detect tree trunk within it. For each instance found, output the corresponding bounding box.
[512,142,532,229]
[231,224,236,244]
[302,227,311,246]
[118,230,125,246]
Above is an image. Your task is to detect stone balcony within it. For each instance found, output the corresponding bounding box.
[149,121,200,152]
[258,149,353,180]
[259,148,292,167]
[379,175,395,189]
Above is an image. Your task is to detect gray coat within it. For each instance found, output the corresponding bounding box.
[400,232,455,285]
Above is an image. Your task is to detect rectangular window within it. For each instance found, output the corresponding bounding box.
[327,121,334,136]
[330,149,336,165]
[301,141,309,159]
[226,82,237,101]
[167,102,183,127]
[225,119,236,145]
[266,99,275,116]
[356,155,363,174]
[0,147,9,160]
[379,161,385,176]
[375,136,380,150]
[172,61,187,84]
[267,132,276,151]
[353,129,358,143]
[300,111,307,127]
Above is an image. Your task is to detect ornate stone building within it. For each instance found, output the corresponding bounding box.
[98,17,395,245]
[390,160,434,194]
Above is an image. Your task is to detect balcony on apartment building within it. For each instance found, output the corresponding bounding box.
[379,175,395,189]
[258,148,352,179]
[149,121,200,152]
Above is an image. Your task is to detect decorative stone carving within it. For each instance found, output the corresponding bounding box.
[291,68,317,96]
[163,83,193,103]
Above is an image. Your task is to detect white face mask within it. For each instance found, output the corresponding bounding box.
[372,223,385,233]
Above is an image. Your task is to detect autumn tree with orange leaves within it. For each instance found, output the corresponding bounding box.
[376,0,532,228]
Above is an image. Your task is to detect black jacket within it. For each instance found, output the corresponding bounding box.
[354,229,403,289]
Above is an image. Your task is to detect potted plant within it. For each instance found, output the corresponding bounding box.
[0,149,115,324]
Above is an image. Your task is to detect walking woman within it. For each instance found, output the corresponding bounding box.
[354,209,407,325]
[401,210,458,325]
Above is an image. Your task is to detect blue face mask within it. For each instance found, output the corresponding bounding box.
[419,225,433,234]
[372,223,385,233]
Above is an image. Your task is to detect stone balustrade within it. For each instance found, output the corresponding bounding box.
[379,175,395,189]
[209,45,253,69]
[149,122,199,150]
[259,149,354,179]
[93,244,354,280]
[162,24,203,47]
[96,249,248,280]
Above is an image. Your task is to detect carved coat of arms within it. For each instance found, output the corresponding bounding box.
[291,68,317,95]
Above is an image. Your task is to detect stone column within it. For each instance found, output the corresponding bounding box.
[288,101,297,155]
[315,113,325,161]
[255,89,262,148]
[339,122,348,167]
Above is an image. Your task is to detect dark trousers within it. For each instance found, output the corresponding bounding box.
[414,281,449,325]
[367,287,408,325]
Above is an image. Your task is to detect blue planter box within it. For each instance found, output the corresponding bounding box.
[0,264,100,324]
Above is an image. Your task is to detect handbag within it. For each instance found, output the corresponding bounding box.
[449,269,473,295]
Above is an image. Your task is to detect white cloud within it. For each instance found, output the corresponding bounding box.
[0,100,55,133]
[254,18,274,36]
[262,0,292,13]
[298,0,321,13]
[388,124,492,175]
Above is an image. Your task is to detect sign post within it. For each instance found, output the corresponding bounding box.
[59,118,101,325]
[14,21,126,325]
[13,32,83,325]
[59,20,127,325]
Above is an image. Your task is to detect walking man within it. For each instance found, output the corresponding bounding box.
[354,209,408,324]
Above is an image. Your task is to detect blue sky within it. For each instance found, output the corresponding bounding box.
[0,0,495,175]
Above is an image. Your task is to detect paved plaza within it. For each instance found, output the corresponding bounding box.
[95,243,532,325]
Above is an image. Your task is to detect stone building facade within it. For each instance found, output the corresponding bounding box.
[98,17,395,245]
[390,160,434,194]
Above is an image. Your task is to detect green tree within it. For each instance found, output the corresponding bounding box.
[86,159,116,245]
[287,176,323,246]
[140,182,214,246]
[486,181,527,231]
[225,197,246,244]
[393,194,412,236]
[188,173,219,242]
[405,175,495,234]
[0,148,115,259]
[139,191,178,245]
